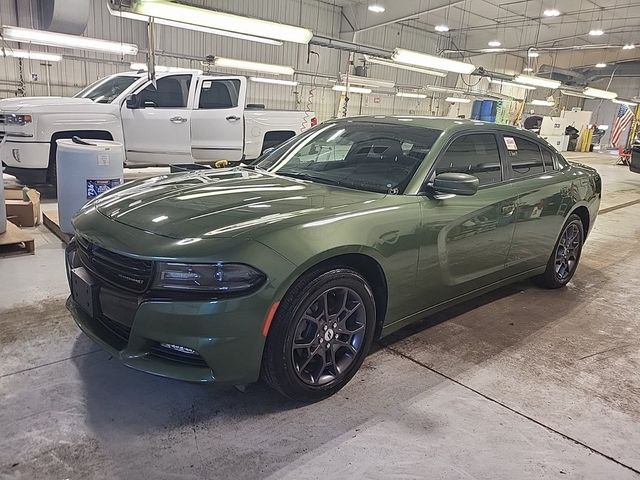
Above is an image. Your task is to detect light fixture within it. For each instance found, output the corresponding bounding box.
[598,125,609,130]
[108,5,283,46]
[482,48,507,53]
[595,63,607,68]
[445,97,471,103]
[0,48,61,62]
[332,85,372,94]
[489,78,536,90]
[530,99,555,106]
[488,40,501,47]
[435,25,450,32]
[528,50,540,58]
[523,67,534,72]
[206,57,294,75]
[623,44,635,50]
[130,62,201,73]
[368,4,385,13]
[514,75,561,89]
[250,76,298,86]
[339,74,395,88]
[131,0,313,44]
[1,25,138,55]
[561,89,595,99]
[589,29,604,36]
[612,99,638,106]
[364,55,447,77]
[392,48,476,74]
[543,9,561,17]
[396,92,427,98]
[583,87,617,99]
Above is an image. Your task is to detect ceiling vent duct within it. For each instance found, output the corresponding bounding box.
[33,0,90,35]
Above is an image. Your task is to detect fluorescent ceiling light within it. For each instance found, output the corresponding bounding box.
[523,67,534,72]
[207,57,294,75]
[446,97,471,103]
[488,40,501,47]
[339,74,395,88]
[1,48,61,62]
[612,99,637,106]
[396,92,427,98]
[543,9,561,17]
[598,125,609,130]
[108,5,282,45]
[368,4,385,13]
[489,78,536,90]
[435,25,450,32]
[589,29,604,36]
[530,99,555,106]
[1,25,138,55]
[623,44,635,50]
[392,48,476,74]
[595,63,607,68]
[130,62,201,73]
[583,87,617,99]
[528,51,540,58]
[482,48,507,53]
[514,75,560,89]
[364,55,447,77]
[250,76,298,86]
[133,0,312,44]
[332,85,372,94]
[561,89,595,99]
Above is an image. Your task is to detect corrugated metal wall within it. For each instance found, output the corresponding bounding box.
[0,0,459,119]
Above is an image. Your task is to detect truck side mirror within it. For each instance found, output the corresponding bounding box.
[126,93,144,109]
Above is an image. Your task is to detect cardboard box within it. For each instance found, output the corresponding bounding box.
[5,188,41,227]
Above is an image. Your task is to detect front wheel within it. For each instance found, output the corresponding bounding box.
[535,213,584,288]
[262,266,376,402]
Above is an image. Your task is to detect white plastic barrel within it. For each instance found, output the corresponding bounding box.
[56,138,124,234]
[0,166,6,234]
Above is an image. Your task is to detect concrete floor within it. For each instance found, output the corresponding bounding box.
[1,152,639,479]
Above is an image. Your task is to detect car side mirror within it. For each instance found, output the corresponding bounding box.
[126,93,144,109]
[432,172,479,196]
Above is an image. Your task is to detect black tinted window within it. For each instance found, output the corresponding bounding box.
[139,75,191,108]
[542,148,555,171]
[199,79,240,109]
[435,134,502,186]
[257,123,442,194]
[508,136,544,177]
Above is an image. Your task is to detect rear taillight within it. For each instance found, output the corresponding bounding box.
[311,116,318,127]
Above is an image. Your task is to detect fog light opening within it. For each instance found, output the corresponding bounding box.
[11,149,20,162]
[160,343,198,355]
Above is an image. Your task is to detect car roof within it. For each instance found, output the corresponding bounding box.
[329,115,542,139]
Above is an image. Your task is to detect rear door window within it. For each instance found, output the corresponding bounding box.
[506,136,545,178]
[199,79,241,109]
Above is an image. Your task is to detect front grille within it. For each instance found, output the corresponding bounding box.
[0,114,5,125]
[95,314,131,350]
[76,235,154,293]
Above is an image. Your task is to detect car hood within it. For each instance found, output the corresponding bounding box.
[95,168,378,239]
[0,96,94,112]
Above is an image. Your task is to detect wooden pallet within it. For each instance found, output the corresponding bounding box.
[43,210,72,244]
[0,222,35,257]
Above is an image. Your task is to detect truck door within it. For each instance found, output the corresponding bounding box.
[190,76,246,162]
[120,74,194,165]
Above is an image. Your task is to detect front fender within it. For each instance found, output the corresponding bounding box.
[36,112,124,144]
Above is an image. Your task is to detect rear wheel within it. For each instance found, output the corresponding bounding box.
[535,214,584,288]
[262,266,376,402]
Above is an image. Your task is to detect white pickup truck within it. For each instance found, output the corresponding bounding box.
[0,71,316,184]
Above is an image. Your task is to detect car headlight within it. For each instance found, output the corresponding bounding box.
[5,114,32,126]
[153,262,266,293]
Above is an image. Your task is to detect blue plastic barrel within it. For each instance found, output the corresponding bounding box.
[480,100,497,122]
[471,100,482,120]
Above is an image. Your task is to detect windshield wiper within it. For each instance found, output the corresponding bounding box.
[277,171,342,186]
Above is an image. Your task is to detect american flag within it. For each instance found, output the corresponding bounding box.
[610,104,635,147]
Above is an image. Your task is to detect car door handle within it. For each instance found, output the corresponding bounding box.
[169,116,188,124]
[226,115,241,122]
[501,204,516,216]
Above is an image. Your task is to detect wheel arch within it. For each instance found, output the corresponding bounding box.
[46,130,116,183]
[568,204,591,237]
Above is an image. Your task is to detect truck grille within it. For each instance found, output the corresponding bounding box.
[76,235,154,293]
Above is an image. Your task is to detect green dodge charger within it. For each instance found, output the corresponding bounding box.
[66,116,601,401]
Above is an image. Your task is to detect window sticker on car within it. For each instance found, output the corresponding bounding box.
[202,81,212,89]
[504,136,518,150]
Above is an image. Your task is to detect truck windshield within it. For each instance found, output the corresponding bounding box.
[257,122,442,194]
[74,76,139,103]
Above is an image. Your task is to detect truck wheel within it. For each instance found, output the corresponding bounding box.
[46,141,59,192]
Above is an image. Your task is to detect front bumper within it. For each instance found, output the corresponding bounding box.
[1,140,50,170]
[65,243,270,385]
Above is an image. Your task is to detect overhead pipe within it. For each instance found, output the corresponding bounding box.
[310,35,392,59]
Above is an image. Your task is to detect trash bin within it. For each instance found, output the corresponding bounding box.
[56,137,124,234]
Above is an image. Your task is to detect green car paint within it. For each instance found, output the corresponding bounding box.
[66,117,601,385]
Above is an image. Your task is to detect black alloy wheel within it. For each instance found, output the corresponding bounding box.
[535,213,584,289]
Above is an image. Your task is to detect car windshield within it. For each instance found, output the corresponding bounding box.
[256,122,442,194]
[74,75,139,103]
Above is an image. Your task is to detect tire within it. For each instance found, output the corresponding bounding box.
[262,266,376,402]
[534,213,585,289]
